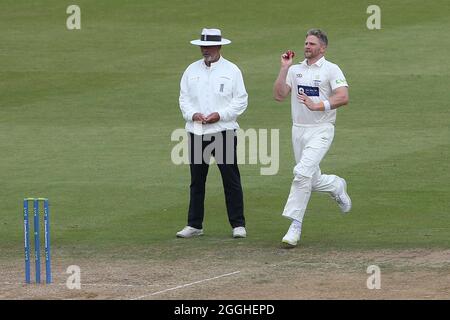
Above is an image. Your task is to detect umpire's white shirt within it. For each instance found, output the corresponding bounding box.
[179,56,248,135]
[286,57,348,125]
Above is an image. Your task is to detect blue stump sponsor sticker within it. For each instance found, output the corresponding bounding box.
[297,85,319,96]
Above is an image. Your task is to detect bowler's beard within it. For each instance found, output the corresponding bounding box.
[304,51,313,59]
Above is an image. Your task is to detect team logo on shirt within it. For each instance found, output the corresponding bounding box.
[313,75,321,87]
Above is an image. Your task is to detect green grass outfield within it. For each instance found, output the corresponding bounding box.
[0,0,449,259]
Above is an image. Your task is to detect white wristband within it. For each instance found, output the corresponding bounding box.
[323,100,331,111]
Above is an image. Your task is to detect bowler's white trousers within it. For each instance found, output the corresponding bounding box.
[282,123,341,222]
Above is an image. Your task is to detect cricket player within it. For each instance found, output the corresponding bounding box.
[273,28,352,246]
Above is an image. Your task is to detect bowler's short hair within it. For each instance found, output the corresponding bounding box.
[306,29,328,46]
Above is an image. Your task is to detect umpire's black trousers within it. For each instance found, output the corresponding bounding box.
[187,130,245,229]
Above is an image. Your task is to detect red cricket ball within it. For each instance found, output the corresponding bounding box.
[283,50,295,59]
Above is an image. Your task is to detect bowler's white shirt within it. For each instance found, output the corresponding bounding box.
[286,56,348,125]
[179,56,248,134]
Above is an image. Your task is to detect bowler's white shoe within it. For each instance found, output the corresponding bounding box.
[176,226,203,238]
[282,223,301,246]
[232,227,247,238]
[333,177,352,213]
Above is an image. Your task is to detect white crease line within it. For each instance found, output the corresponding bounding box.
[131,271,241,300]
[71,283,164,288]
[70,283,165,288]
[0,282,165,288]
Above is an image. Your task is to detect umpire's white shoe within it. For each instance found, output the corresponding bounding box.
[232,227,247,238]
[282,223,302,247]
[176,226,203,238]
[333,177,352,213]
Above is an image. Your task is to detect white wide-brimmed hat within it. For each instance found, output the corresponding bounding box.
[190,28,231,46]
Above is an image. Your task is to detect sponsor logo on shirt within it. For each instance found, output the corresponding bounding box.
[297,85,319,96]
[336,79,347,85]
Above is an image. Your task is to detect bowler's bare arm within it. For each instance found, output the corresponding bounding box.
[273,54,293,102]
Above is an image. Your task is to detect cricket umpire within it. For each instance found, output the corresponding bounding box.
[177,28,248,239]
